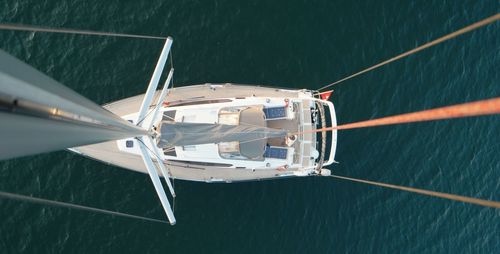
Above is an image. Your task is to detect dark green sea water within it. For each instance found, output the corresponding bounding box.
[1,1,499,253]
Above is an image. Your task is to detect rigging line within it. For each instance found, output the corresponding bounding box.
[136,107,155,126]
[328,174,500,209]
[136,137,173,178]
[293,97,500,135]
[237,97,500,146]
[137,93,174,126]
[136,72,174,126]
[136,137,162,161]
[170,49,175,89]
[0,191,168,224]
[136,99,164,126]
[235,97,500,167]
[170,49,174,69]
[135,137,176,201]
[318,13,500,91]
[0,23,168,40]
[172,178,176,213]
[163,130,283,135]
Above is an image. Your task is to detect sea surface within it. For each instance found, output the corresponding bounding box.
[0,0,499,253]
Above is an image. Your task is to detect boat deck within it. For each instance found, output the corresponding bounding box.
[72,84,320,182]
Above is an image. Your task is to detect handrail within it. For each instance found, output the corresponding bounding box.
[315,101,327,171]
[312,99,338,167]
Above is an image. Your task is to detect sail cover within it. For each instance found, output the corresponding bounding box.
[158,122,287,159]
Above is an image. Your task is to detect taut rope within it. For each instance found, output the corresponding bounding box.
[318,13,500,91]
[329,174,500,208]
[0,191,168,224]
[294,97,500,134]
[0,23,167,40]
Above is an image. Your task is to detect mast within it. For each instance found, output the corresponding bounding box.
[0,49,147,160]
[0,36,178,225]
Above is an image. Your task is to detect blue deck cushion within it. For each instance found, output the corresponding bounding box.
[263,107,286,119]
[264,146,288,159]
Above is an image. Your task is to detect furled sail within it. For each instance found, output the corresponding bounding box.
[158,122,287,159]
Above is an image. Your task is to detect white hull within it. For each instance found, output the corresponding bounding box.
[71,84,337,182]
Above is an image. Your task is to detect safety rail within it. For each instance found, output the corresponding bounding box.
[312,97,337,169]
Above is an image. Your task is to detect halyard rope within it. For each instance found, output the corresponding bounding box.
[329,175,500,208]
[293,97,500,135]
[318,13,500,91]
[0,191,168,224]
[0,23,167,40]
[238,97,500,144]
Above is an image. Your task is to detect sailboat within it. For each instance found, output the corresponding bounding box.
[1,14,499,226]
[0,37,337,225]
